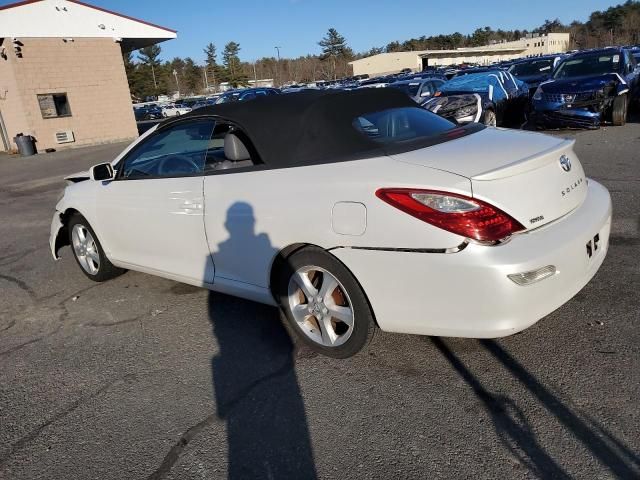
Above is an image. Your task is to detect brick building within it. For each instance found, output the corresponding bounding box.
[0,0,176,152]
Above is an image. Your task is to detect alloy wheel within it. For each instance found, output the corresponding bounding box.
[287,266,354,347]
[71,224,100,275]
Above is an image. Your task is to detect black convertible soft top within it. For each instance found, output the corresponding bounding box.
[163,89,410,167]
[161,88,478,168]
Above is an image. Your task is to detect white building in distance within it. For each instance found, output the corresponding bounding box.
[349,33,570,77]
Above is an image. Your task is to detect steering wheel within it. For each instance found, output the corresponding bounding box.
[157,154,201,176]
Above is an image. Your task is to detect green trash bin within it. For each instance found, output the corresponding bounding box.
[14,133,37,157]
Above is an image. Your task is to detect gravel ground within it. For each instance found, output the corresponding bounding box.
[0,121,638,480]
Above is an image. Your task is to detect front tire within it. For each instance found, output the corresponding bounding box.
[611,94,628,126]
[482,109,497,127]
[275,247,375,358]
[68,214,125,282]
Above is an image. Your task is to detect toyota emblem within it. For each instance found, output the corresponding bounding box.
[560,155,572,172]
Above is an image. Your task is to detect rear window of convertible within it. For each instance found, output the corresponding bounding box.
[353,107,456,144]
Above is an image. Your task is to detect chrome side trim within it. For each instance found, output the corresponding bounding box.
[328,240,469,254]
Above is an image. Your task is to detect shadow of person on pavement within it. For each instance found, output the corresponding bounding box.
[481,339,640,478]
[431,337,571,479]
[208,202,317,479]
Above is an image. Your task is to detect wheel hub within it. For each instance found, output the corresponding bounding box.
[287,266,354,348]
[71,224,100,275]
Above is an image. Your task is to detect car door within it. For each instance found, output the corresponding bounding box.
[96,119,216,285]
[201,129,277,297]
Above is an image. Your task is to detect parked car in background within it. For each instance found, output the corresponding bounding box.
[192,99,218,110]
[508,55,565,95]
[388,77,445,102]
[282,87,320,94]
[359,77,394,89]
[422,71,529,127]
[133,107,148,122]
[531,47,640,128]
[214,88,280,104]
[161,104,192,117]
[133,105,163,121]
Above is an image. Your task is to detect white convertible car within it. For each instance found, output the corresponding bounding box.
[50,89,611,358]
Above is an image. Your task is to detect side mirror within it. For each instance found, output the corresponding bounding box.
[90,163,115,181]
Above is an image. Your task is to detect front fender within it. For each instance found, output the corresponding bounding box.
[616,82,630,96]
[49,211,66,260]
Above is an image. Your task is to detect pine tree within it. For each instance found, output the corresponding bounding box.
[318,28,352,79]
[203,42,223,90]
[137,45,162,93]
[183,57,203,94]
[137,45,161,67]
[222,41,247,87]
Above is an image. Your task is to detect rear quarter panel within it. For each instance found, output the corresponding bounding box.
[202,156,470,288]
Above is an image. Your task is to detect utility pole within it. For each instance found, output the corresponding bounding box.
[253,62,258,86]
[274,46,281,86]
[151,63,157,89]
[173,69,179,96]
[204,68,209,90]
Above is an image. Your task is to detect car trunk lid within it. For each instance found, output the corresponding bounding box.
[391,128,588,230]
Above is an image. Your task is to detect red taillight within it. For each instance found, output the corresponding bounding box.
[375,188,525,242]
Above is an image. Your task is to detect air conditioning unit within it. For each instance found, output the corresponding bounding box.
[55,130,74,144]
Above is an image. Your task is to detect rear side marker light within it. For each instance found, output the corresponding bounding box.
[508,265,556,286]
[376,188,525,242]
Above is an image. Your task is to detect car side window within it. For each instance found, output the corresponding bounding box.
[120,119,215,179]
[203,123,260,173]
[624,51,636,72]
[420,82,434,96]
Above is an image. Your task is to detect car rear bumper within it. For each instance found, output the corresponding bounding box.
[333,180,611,338]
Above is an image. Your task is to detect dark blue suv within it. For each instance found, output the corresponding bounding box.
[531,47,640,128]
[508,55,564,95]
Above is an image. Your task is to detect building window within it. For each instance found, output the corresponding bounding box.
[37,93,71,119]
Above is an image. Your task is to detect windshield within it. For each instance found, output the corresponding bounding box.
[353,107,455,144]
[509,59,553,76]
[439,73,501,93]
[215,93,241,104]
[553,53,622,79]
[389,82,421,97]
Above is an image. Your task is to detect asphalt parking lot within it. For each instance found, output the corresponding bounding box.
[1,121,639,479]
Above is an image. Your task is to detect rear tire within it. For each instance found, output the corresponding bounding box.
[68,214,125,282]
[611,94,628,126]
[275,246,375,358]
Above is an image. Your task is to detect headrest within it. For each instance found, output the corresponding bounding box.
[224,133,250,161]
